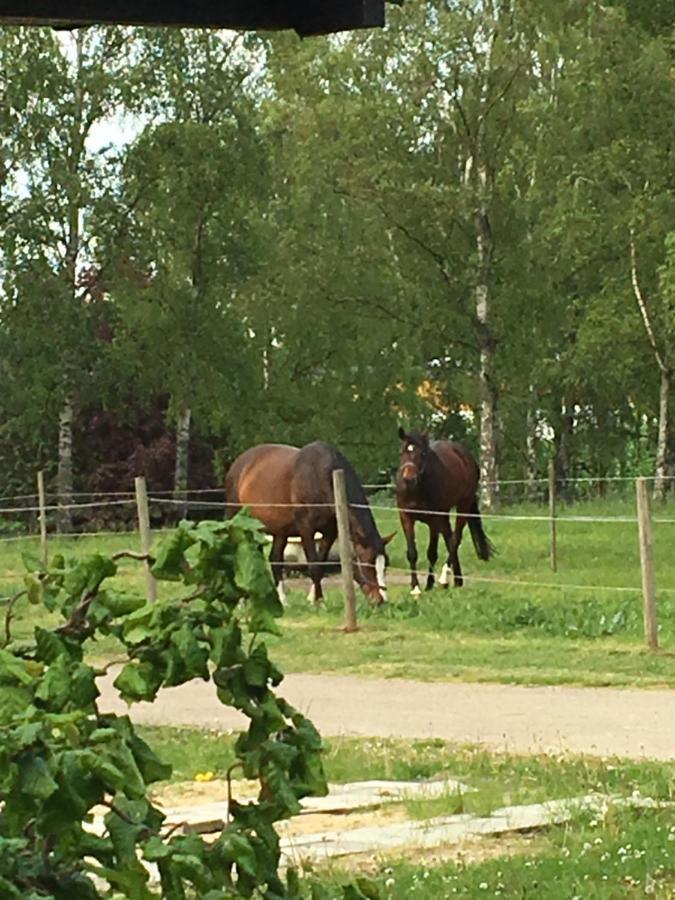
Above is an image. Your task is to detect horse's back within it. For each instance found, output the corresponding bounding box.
[225,443,299,514]
[431,440,480,499]
[292,441,345,504]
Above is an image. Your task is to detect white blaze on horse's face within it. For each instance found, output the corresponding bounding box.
[375,554,387,603]
[407,444,415,452]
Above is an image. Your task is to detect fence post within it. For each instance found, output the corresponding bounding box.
[548,460,557,572]
[332,468,358,632]
[37,470,48,566]
[135,476,157,602]
[636,477,658,650]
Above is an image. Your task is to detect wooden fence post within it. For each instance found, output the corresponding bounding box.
[332,468,358,632]
[548,460,557,572]
[37,470,48,566]
[636,477,658,650]
[135,476,157,602]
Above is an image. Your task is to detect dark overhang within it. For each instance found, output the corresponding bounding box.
[0,1,390,36]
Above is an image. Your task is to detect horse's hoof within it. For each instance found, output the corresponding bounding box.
[410,586,421,598]
[454,578,464,588]
[425,577,435,591]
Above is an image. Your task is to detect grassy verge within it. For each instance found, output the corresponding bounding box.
[138,727,674,806]
[313,806,675,898]
[139,727,675,897]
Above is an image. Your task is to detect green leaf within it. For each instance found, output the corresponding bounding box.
[243,644,272,688]
[122,604,154,645]
[98,589,146,617]
[23,574,43,605]
[19,755,58,799]
[114,661,163,703]
[169,623,209,683]
[0,649,35,686]
[0,686,32,724]
[63,554,117,597]
[151,528,194,580]
[219,831,259,879]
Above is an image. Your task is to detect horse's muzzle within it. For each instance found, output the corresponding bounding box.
[400,462,419,486]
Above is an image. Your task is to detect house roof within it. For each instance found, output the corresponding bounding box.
[0,0,390,36]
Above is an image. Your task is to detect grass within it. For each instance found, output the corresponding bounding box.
[137,727,674,808]
[312,806,675,898]
[137,727,675,897]
[2,496,675,686]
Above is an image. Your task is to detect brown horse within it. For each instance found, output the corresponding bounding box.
[225,441,395,605]
[396,427,494,594]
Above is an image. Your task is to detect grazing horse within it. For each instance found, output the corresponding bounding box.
[225,441,394,604]
[395,427,494,595]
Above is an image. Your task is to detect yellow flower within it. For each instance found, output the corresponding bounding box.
[194,771,215,783]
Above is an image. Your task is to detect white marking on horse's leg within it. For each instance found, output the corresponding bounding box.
[307,583,317,605]
[277,581,287,606]
[411,585,422,598]
[438,563,451,587]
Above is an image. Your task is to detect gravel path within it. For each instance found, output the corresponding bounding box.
[97,671,674,761]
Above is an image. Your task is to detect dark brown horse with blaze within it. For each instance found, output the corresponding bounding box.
[396,427,494,594]
[225,441,394,605]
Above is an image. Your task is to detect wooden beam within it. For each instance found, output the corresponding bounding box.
[0,0,386,35]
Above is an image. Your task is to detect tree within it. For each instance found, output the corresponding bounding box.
[104,30,270,499]
[0,27,134,528]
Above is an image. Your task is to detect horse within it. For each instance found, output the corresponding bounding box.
[225,441,395,605]
[395,427,494,595]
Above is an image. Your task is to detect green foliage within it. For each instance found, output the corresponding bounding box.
[0,513,329,898]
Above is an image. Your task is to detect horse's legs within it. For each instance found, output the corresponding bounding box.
[425,522,440,591]
[438,517,455,588]
[401,513,420,596]
[269,534,288,605]
[451,511,469,587]
[316,522,337,564]
[300,529,323,605]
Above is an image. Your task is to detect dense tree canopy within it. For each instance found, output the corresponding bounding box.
[0,1,673,508]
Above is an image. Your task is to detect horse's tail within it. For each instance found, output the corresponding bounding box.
[468,497,495,561]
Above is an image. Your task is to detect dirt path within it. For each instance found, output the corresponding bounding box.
[98,671,674,761]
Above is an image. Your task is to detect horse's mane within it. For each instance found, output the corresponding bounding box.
[325,444,381,547]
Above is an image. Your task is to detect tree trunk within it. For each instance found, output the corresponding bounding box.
[173,406,192,519]
[475,162,499,510]
[57,398,74,533]
[525,389,538,501]
[653,368,670,503]
[554,399,574,501]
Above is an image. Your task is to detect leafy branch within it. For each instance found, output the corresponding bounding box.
[0,514,331,898]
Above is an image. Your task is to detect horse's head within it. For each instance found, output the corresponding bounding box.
[397,426,430,488]
[353,532,395,605]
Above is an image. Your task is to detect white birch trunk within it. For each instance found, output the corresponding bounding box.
[525,390,538,501]
[57,398,74,533]
[475,161,498,510]
[630,230,671,503]
[173,406,192,518]
[654,368,669,503]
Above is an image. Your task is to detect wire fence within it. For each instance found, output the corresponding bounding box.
[0,472,671,649]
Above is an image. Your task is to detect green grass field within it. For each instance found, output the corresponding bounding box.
[2,497,675,686]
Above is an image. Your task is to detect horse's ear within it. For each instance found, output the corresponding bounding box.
[382,531,397,546]
[397,426,406,441]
